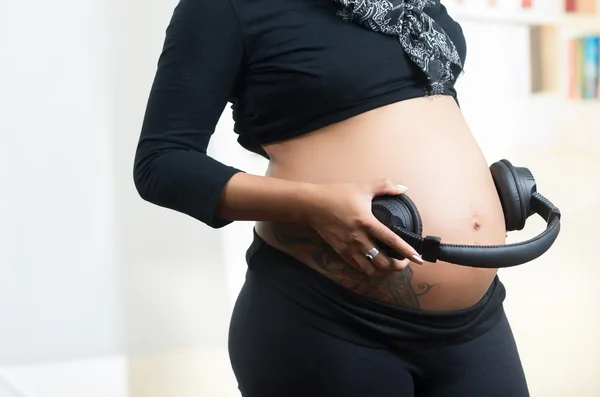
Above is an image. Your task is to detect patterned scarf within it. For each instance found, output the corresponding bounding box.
[333,0,463,95]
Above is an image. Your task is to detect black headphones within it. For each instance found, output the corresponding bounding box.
[371,159,561,269]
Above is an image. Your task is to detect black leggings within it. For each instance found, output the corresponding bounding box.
[228,231,530,397]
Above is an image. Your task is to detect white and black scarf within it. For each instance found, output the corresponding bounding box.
[333,0,463,95]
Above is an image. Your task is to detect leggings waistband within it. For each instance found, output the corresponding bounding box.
[245,229,506,354]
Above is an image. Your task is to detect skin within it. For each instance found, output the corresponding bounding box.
[268,221,437,308]
[255,95,506,311]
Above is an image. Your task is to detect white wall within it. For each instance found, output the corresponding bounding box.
[0,0,234,366]
[0,0,120,364]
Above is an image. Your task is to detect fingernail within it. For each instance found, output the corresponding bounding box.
[411,254,424,265]
[397,184,409,194]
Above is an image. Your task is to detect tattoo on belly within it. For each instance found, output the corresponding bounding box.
[269,223,438,309]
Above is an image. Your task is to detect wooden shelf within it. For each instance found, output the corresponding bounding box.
[448,6,600,30]
[562,14,600,31]
[530,91,600,105]
[448,7,556,25]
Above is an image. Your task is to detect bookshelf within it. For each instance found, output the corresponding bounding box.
[445,0,600,150]
[446,1,600,98]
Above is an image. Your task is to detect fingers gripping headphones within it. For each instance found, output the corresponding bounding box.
[371,159,562,269]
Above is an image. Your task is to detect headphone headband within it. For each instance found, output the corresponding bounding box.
[390,193,561,268]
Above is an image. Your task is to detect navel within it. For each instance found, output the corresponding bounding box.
[472,215,482,231]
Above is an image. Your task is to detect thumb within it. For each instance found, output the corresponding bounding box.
[371,178,409,196]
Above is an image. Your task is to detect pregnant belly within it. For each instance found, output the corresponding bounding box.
[255,95,507,311]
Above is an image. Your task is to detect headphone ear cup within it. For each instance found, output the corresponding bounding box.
[372,194,423,260]
[396,194,423,236]
[490,160,527,231]
[372,194,423,235]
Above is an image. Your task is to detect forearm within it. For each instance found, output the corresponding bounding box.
[215,172,318,225]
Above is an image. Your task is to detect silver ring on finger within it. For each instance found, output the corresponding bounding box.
[364,247,380,262]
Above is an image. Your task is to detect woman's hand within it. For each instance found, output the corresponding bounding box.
[303,179,424,276]
[213,172,423,275]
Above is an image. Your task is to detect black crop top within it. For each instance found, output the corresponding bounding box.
[133,0,467,229]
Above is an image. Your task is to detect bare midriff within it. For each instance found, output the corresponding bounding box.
[255,95,506,312]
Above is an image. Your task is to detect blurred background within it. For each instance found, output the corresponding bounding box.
[1,0,599,396]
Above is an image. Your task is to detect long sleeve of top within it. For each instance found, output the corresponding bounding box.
[133,0,245,229]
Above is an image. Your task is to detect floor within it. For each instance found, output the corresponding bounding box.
[1,147,598,397]
[0,348,235,397]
